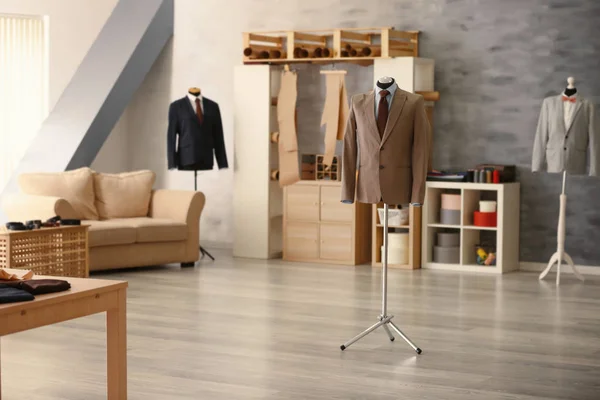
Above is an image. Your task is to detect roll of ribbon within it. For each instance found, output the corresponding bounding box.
[493,169,500,183]
[479,200,497,212]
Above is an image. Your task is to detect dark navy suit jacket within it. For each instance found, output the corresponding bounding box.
[167,96,228,171]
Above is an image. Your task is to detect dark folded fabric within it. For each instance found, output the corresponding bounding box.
[0,284,35,304]
[0,279,71,295]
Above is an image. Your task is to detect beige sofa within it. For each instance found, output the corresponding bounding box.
[2,168,206,272]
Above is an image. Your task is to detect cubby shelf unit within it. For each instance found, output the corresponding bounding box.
[422,181,520,274]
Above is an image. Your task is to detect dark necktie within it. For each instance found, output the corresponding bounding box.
[195,98,203,123]
[377,90,389,138]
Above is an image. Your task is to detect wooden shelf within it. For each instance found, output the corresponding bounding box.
[424,262,499,274]
[243,27,419,66]
[372,204,421,269]
[463,225,497,231]
[428,223,460,229]
[371,262,416,270]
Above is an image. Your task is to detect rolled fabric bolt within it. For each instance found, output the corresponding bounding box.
[344,44,352,51]
[486,170,492,183]
[243,47,253,57]
[269,49,282,58]
[293,47,304,58]
[349,48,358,57]
[313,47,323,57]
[341,50,349,57]
[258,50,269,59]
[321,48,331,57]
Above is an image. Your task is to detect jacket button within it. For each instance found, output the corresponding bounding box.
[381,147,385,151]
[379,165,384,170]
[564,147,567,150]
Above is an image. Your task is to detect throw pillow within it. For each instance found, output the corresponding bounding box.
[94,170,156,219]
[18,167,98,220]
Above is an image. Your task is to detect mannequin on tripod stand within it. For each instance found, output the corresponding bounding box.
[340,76,431,352]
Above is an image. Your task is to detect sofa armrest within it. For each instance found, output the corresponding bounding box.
[149,190,206,263]
[149,190,206,223]
[2,194,78,221]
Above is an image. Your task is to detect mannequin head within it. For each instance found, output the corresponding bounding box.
[564,77,577,96]
[377,76,395,90]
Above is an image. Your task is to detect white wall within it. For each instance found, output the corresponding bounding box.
[0,0,128,173]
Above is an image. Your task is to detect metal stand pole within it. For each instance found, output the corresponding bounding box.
[194,170,215,262]
[539,171,583,285]
[340,203,422,353]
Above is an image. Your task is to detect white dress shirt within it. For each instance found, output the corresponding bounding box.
[374,82,398,118]
[563,93,577,131]
[188,93,203,112]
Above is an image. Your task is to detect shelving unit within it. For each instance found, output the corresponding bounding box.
[233,65,283,259]
[243,27,419,65]
[422,182,520,274]
[372,204,421,269]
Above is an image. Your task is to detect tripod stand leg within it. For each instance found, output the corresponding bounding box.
[200,246,215,261]
[388,321,421,354]
[382,324,395,342]
[539,252,558,281]
[340,316,391,351]
[563,253,584,282]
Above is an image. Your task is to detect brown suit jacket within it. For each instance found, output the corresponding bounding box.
[341,88,430,205]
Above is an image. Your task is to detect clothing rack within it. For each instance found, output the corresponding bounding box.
[194,170,215,261]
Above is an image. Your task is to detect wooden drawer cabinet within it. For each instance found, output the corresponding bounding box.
[286,184,319,221]
[283,181,371,265]
[320,223,352,261]
[284,222,319,260]
[320,186,353,222]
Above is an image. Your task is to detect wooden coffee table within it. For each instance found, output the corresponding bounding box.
[0,270,128,399]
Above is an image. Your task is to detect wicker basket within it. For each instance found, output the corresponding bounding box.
[0,225,89,278]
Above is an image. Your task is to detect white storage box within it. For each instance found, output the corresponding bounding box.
[377,207,409,227]
[381,246,408,265]
[388,232,409,249]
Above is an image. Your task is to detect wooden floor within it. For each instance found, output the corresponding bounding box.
[2,251,600,399]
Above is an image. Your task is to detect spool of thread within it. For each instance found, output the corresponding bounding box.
[486,170,492,183]
[478,170,485,183]
[270,132,280,143]
[493,169,500,183]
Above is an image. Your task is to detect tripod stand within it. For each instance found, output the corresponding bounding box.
[538,171,584,285]
[194,170,215,261]
[340,203,421,353]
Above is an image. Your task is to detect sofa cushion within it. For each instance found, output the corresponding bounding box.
[94,170,156,219]
[85,220,137,247]
[18,167,98,220]
[116,217,188,243]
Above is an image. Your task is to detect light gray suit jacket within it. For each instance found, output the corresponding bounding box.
[532,95,598,176]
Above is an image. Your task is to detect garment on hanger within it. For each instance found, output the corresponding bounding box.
[341,87,430,205]
[167,96,228,171]
[276,70,300,187]
[320,73,348,167]
[532,94,598,176]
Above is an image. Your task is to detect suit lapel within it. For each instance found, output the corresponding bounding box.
[363,92,380,143]
[567,97,583,133]
[555,96,567,134]
[381,90,407,147]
